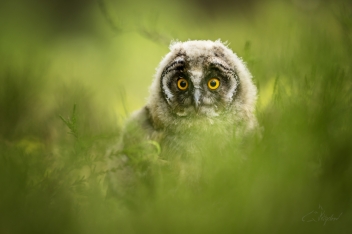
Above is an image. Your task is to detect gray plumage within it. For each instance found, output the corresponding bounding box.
[106,40,257,198]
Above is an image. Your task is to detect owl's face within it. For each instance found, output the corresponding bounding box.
[160,54,239,118]
[148,40,257,131]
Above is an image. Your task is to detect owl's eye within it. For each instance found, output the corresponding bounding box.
[177,78,189,90]
[208,78,220,90]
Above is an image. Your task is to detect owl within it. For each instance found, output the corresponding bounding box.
[106,40,257,198]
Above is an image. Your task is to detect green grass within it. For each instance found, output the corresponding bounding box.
[0,0,351,233]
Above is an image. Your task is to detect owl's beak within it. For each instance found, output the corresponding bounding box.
[194,89,201,113]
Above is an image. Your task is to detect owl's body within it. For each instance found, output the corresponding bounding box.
[107,40,257,197]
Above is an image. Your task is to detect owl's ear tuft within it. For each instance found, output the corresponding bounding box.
[215,38,224,44]
[169,40,182,50]
[214,39,230,49]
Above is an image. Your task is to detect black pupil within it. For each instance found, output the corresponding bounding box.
[210,80,217,87]
[180,80,187,88]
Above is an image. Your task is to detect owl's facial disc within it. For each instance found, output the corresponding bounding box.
[161,55,239,118]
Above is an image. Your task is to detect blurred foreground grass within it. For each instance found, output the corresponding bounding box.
[1,0,352,233]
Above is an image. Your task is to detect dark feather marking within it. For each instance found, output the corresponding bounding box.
[161,57,186,78]
[232,72,241,101]
[160,56,188,106]
[210,62,233,73]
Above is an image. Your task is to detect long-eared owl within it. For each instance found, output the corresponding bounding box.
[107,40,258,197]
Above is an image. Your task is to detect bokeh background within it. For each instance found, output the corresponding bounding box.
[1,0,351,233]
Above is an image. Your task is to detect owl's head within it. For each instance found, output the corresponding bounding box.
[147,40,257,133]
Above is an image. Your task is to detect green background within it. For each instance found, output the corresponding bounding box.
[0,0,351,233]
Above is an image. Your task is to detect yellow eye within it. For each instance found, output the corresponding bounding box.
[177,78,188,90]
[208,78,220,90]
